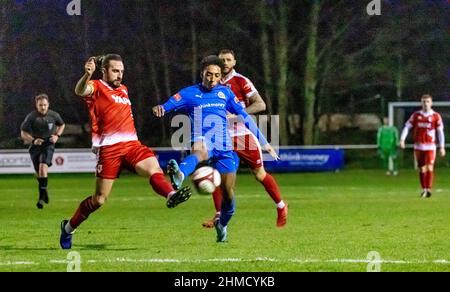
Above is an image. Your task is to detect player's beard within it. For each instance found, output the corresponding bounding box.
[108,79,121,88]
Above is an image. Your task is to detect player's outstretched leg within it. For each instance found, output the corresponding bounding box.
[59,220,73,249]
[167,159,184,190]
[258,171,288,227]
[166,186,192,208]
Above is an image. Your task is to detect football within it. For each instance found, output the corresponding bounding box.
[191,166,221,194]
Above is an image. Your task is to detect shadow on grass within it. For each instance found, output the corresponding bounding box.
[75,244,137,251]
[0,244,137,251]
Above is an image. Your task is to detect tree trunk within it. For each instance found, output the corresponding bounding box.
[258,1,273,116]
[189,1,198,83]
[0,6,7,138]
[395,51,403,101]
[158,4,172,98]
[143,3,167,143]
[303,1,320,145]
[274,0,289,145]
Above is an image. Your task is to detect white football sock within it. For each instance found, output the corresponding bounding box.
[276,201,286,209]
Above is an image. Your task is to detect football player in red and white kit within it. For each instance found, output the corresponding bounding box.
[59,54,191,249]
[400,94,446,198]
[202,49,288,228]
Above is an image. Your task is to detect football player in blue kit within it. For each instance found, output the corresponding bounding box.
[152,55,278,242]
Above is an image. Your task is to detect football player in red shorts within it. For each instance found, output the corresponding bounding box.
[202,49,288,228]
[59,54,191,249]
[400,94,446,198]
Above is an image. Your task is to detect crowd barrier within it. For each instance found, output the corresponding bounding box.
[0,147,345,174]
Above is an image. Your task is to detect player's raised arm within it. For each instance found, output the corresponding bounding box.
[75,57,96,97]
[152,92,186,117]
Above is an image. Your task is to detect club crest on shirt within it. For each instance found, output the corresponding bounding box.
[48,123,54,130]
[218,91,226,100]
[174,93,182,101]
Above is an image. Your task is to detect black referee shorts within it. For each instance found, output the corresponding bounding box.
[29,144,55,172]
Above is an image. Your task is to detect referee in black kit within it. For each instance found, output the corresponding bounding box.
[20,93,65,209]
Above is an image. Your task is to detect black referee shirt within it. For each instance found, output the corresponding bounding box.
[20,110,65,139]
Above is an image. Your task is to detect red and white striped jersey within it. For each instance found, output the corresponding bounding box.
[221,69,258,137]
[403,110,444,151]
[83,79,138,147]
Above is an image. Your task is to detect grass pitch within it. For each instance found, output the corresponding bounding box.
[0,169,449,272]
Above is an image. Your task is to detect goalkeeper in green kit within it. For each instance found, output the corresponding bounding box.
[377,117,399,175]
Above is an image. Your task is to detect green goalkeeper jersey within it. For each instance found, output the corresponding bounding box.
[377,125,399,150]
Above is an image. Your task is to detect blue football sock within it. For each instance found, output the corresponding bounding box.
[179,154,199,178]
[219,197,236,227]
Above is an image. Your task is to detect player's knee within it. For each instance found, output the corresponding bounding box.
[93,194,108,206]
[251,167,266,182]
[193,151,208,161]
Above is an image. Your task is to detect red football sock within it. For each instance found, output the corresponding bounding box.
[419,172,426,188]
[149,173,174,198]
[426,171,434,189]
[212,187,222,213]
[69,196,100,229]
[261,173,282,204]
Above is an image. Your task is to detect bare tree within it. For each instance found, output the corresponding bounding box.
[273,0,289,145]
[258,0,273,116]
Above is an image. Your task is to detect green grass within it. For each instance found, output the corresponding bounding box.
[0,169,449,272]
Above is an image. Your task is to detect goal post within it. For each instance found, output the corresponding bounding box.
[388,101,450,169]
[388,101,450,127]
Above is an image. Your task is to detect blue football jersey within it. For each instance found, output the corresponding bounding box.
[163,83,267,151]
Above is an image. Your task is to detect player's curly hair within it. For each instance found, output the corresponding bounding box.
[200,55,225,73]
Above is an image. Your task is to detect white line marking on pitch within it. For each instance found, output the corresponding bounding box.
[2,257,449,267]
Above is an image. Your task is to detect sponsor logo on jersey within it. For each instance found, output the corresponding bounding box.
[111,94,131,105]
[234,97,240,104]
[218,91,226,100]
[417,122,431,128]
